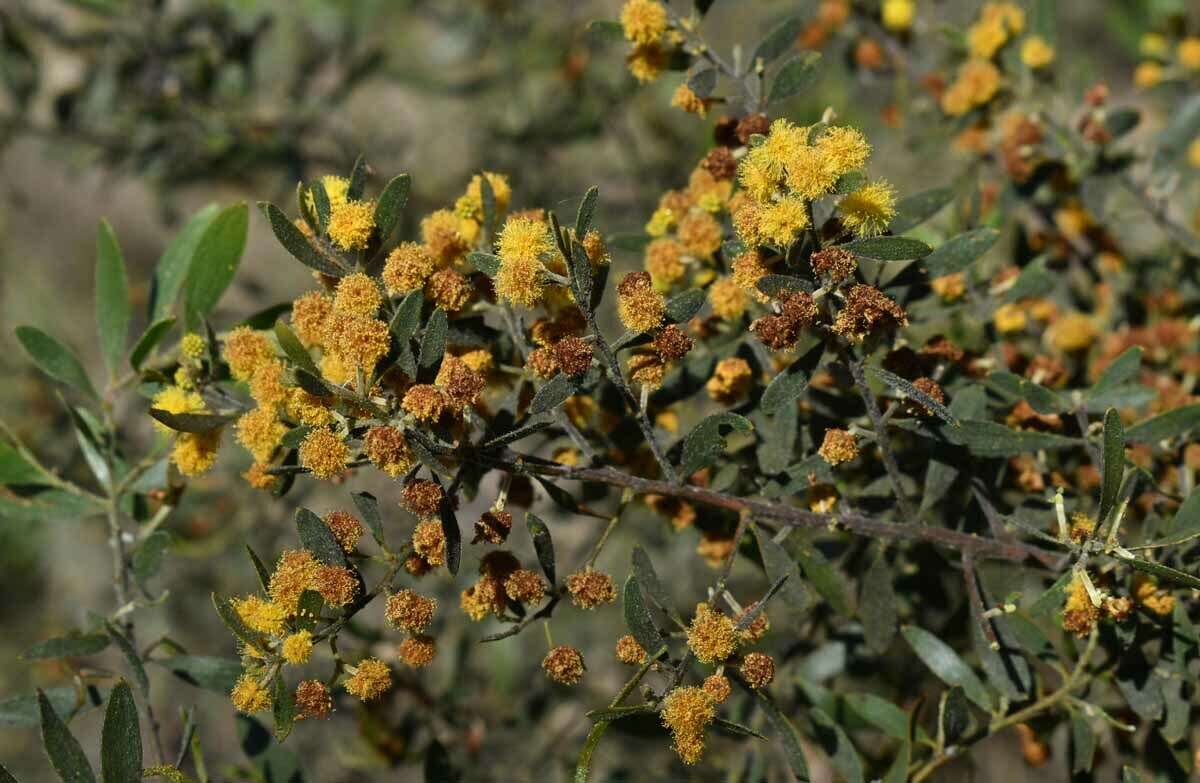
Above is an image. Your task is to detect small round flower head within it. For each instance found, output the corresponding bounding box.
[234,595,288,636]
[931,273,966,301]
[993,302,1027,334]
[248,360,287,410]
[839,180,897,238]
[504,569,546,604]
[307,175,349,213]
[661,686,716,765]
[494,215,555,308]
[702,674,731,704]
[567,569,617,609]
[363,426,414,479]
[526,347,559,379]
[810,246,857,284]
[345,658,392,701]
[404,553,432,578]
[902,377,946,418]
[324,510,363,553]
[315,565,358,607]
[412,519,447,567]
[224,326,275,382]
[383,242,438,294]
[677,211,722,258]
[236,406,286,463]
[402,384,446,422]
[291,291,332,348]
[670,83,709,117]
[435,356,485,408]
[542,645,586,685]
[627,352,666,389]
[1179,37,1200,70]
[730,250,771,302]
[151,386,206,433]
[552,337,594,377]
[460,583,492,621]
[1062,571,1100,637]
[323,312,391,372]
[750,313,800,351]
[425,268,473,312]
[644,238,686,288]
[286,388,332,428]
[473,509,513,545]
[815,126,872,176]
[740,652,776,689]
[687,603,738,664]
[1133,575,1175,617]
[738,152,780,204]
[243,462,277,491]
[779,290,819,326]
[1021,35,1055,68]
[709,277,749,322]
[179,332,205,360]
[783,145,839,200]
[882,0,915,32]
[706,357,754,403]
[328,200,376,251]
[295,680,332,720]
[298,428,349,480]
[833,284,908,342]
[652,324,694,363]
[627,43,666,83]
[421,209,469,264]
[462,171,512,218]
[617,272,666,333]
[281,630,314,665]
[1104,595,1134,623]
[621,0,668,45]
[819,429,859,466]
[332,272,382,318]
[403,480,444,517]
[171,430,221,476]
[615,634,647,665]
[320,351,355,385]
[269,549,320,613]
[398,635,437,668]
[1048,312,1098,353]
[231,675,272,713]
[386,589,437,634]
[757,197,811,248]
[1069,512,1096,544]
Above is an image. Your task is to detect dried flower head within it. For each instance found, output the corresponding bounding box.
[905,377,946,417]
[652,324,694,363]
[473,509,513,545]
[833,284,908,341]
[504,569,546,604]
[628,352,666,389]
[386,590,437,634]
[315,565,358,607]
[567,569,617,609]
[542,645,586,685]
[615,634,647,665]
[1062,572,1100,637]
[402,480,445,517]
[412,519,447,567]
[295,680,332,720]
[363,425,415,478]
[552,337,594,376]
[810,246,858,283]
[702,674,731,704]
[706,357,753,403]
[740,652,776,689]
[687,603,738,663]
[398,635,437,668]
[324,510,363,553]
[435,356,485,408]
[402,384,446,422]
[819,429,859,465]
[345,657,392,701]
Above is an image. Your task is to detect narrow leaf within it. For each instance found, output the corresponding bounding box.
[150,204,218,321]
[38,690,96,783]
[16,326,97,400]
[374,174,412,240]
[1099,407,1125,522]
[100,681,141,783]
[526,513,556,585]
[902,626,994,710]
[184,203,249,328]
[260,202,343,277]
[95,219,130,376]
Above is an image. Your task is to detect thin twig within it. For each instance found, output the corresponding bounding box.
[847,356,918,521]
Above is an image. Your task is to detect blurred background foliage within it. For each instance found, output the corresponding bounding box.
[0,0,1195,780]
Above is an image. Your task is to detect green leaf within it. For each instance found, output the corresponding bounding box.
[529,373,578,416]
[834,171,867,195]
[0,686,105,728]
[1119,555,1200,590]
[100,681,141,783]
[795,543,853,617]
[346,155,368,200]
[947,420,1079,457]
[260,202,343,277]
[295,507,348,567]
[859,555,898,654]
[665,288,705,324]
[575,186,599,237]
[984,370,1065,414]
[273,320,318,376]
[0,440,46,485]
[1144,490,1200,548]
[680,413,753,476]
[438,490,461,577]
[148,409,232,434]
[902,626,994,710]
[1154,93,1200,167]
[1099,408,1125,522]
[586,704,656,722]
[1125,404,1200,444]
[752,16,803,65]
[272,672,295,743]
[424,739,459,783]
[22,633,110,660]
[1071,713,1096,774]
[16,326,97,400]
[760,342,823,415]
[526,513,556,585]
[151,204,218,322]
[466,252,500,277]
[868,366,958,425]
[129,317,176,371]
[389,289,425,344]
[374,174,412,241]
[211,593,266,650]
[105,623,149,697]
[890,187,954,234]
[842,236,932,261]
[810,708,863,783]
[756,690,809,779]
[184,203,248,328]
[845,693,909,739]
[95,219,131,377]
[351,491,385,546]
[569,240,593,311]
[631,545,678,621]
[751,525,808,620]
[38,690,96,783]
[0,762,18,782]
[156,656,242,693]
[418,308,448,371]
[921,228,999,277]
[768,52,821,103]
[622,574,664,654]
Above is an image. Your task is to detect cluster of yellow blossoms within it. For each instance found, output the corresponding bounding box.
[1134,31,1200,89]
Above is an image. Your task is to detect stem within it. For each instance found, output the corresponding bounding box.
[848,357,917,521]
[574,647,665,783]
